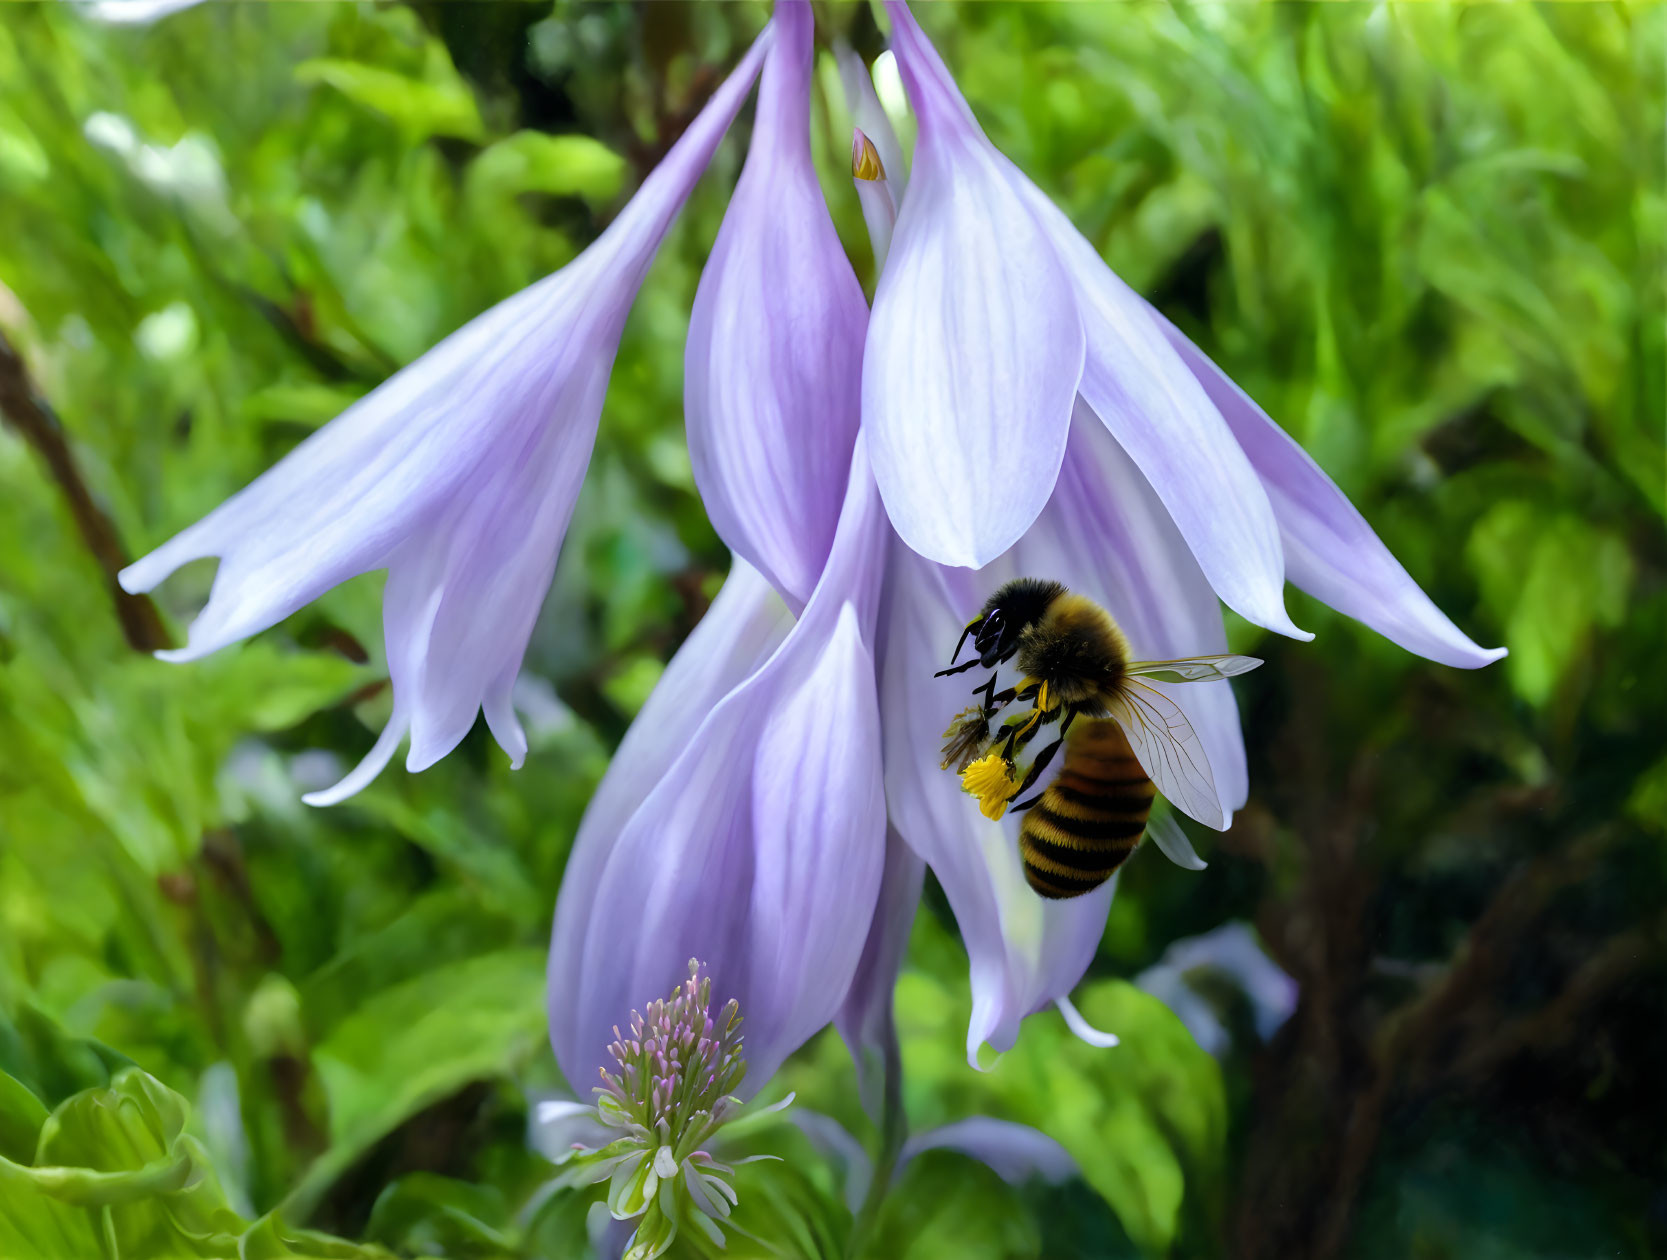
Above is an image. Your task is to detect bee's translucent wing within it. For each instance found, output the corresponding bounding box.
[1144,810,1207,871]
[1106,680,1225,829]
[1123,654,1262,685]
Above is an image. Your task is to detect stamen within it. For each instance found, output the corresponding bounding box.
[851,129,886,182]
[940,705,992,772]
[961,752,1020,820]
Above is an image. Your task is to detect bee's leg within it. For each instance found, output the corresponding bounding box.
[1011,710,1075,810]
[985,677,1039,715]
[997,707,1046,760]
[934,658,983,679]
[1016,737,1064,795]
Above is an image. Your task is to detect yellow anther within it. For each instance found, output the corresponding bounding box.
[852,129,886,182]
[1037,680,1055,712]
[961,753,1019,821]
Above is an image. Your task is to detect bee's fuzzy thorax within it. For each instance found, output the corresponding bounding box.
[1016,593,1130,710]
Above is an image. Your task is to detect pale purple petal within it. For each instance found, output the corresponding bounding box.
[835,825,924,1119]
[864,1,1084,569]
[528,1098,613,1160]
[1005,181,1305,641]
[1136,922,1297,1054]
[901,1117,1077,1186]
[549,442,888,1095]
[1022,404,1247,820]
[122,30,774,795]
[1148,306,1507,668]
[686,3,866,609]
[547,559,790,961]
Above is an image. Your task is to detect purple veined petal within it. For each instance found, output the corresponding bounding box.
[122,28,775,796]
[1136,921,1297,1055]
[686,3,866,611]
[1159,921,1298,1042]
[900,1117,1078,1187]
[1006,178,1307,642]
[795,1110,1075,1213]
[879,539,1112,1065]
[1013,404,1246,822]
[835,825,924,1120]
[545,558,789,1069]
[863,1,1084,570]
[554,559,790,901]
[549,439,888,1096]
[1146,305,1507,669]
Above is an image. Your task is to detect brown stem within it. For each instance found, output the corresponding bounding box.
[0,332,172,652]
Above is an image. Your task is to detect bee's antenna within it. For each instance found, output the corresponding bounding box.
[945,616,983,668]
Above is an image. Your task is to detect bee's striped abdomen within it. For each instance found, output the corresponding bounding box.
[1019,718,1154,900]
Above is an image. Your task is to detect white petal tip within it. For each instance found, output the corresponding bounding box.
[305,714,407,806]
[152,646,201,664]
[1464,645,1510,668]
[1056,997,1119,1048]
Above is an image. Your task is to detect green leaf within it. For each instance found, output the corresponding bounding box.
[288,950,547,1217]
[0,1070,49,1164]
[887,960,1226,1257]
[366,1172,518,1256]
[467,131,627,207]
[861,1150,1039,1260]
[295,56,485,142]
[1468,503,1633,705]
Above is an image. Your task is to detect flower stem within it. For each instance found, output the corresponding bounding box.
[846,1021,906,1258]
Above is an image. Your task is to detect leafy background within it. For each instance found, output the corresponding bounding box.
[1,2,1662,1257]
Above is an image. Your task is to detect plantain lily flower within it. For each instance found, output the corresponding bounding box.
[849,14,1501,1066]
[118,28,774,805]
[867,1,1507,673]
[549,0,1506,1088]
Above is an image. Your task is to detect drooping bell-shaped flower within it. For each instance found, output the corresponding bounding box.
[118,28,775,804]
[547,435,889,1100]
[866,1,1505,673]
[685,0,868,611]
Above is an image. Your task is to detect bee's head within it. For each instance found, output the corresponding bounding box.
[969,578,1068,667]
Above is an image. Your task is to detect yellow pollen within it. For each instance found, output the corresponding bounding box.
[1037,680,1055,712]
[852,130,886,182]
[961,753,1019,820]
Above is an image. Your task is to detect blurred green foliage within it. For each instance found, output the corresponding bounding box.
[0,3,1662,1258]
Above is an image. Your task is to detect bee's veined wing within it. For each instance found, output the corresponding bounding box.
[1144,810,1207,871]
[1107,680,1225,829]
[1123,654,1262,685]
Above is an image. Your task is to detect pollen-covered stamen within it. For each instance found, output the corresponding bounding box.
[940,705,993,772]
[851,129,887,182]
[962,752,1020,820]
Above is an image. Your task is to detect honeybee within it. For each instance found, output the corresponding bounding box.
[938,577,1260,900]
